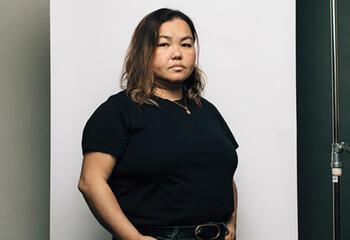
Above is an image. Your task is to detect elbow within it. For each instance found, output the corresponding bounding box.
[78,179,88,193]
[78,177,106,194]
[78,180,85,193]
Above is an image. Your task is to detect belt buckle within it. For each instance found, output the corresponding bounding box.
[194,222,222,240]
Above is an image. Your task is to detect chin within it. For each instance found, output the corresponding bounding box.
[165,74,190,82]
[168,78,186,82]
[158,76,183,82]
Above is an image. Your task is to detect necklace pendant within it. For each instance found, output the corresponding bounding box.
[185,108,191,115]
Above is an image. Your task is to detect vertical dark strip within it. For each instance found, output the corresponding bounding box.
[338,1,350,240]
[297,0,350,239]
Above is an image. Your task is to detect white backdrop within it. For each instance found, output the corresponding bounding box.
[51,1,297,240]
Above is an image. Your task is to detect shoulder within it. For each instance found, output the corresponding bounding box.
[198,95,227,125]
[95,90,138,113]
[84,90,133,126]
[199,96,213,106]
[83,89,144,132]
[102,89,144,129]
[199,95,221,114]
[104,89,131,107]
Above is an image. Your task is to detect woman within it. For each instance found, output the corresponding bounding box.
[78,8,238,240]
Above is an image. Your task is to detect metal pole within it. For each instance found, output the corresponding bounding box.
[330,0,339,143]
[329,1,350,239]
[330,0,341,240]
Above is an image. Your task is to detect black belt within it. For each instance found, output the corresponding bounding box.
[136,222,229,240]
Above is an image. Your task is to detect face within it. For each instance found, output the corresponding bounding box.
[152,18,196,82]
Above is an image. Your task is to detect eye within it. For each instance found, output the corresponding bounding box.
[182,43,193,48]
[158,43,169,47]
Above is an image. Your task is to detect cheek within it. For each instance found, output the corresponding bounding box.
[187,51,196,65]
[188,48,196,60]
[191,52,196,63]
[153,52,168,68]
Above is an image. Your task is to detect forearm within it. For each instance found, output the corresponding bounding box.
[233,179,237,221]
[79,179,141,240]
[226,179,238,233]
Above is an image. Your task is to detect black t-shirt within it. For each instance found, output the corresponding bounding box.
[81,90,238,227]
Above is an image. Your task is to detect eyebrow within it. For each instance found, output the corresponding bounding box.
[158,35,193,41]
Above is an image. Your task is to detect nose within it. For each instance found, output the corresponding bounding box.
[171,45,182,59]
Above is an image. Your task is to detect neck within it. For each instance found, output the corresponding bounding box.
[153,77,184,101]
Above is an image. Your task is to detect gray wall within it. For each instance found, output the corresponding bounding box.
[51,1,297,240]
[0,0,50,239]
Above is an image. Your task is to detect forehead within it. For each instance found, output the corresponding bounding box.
[158,18,193,38]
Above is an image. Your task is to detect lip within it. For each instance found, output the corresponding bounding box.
[169,65,185,69]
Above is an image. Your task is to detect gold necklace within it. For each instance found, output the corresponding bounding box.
[171,98,191,115]
[154,94,191,115]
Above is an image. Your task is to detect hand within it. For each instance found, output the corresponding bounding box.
[136,235,158,240]
[224,223,236,240]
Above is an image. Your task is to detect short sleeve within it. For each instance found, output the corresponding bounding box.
[209,102,239,150]
[219,114,239,149]
[81,97,128,159]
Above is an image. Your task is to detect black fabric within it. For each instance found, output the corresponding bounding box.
[134,222,228,239]
[82,90,239,226]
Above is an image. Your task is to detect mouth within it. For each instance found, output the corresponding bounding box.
[169,65,185,70]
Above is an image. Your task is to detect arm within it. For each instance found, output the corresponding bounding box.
[225,178,238,240]
[78,152,154,240]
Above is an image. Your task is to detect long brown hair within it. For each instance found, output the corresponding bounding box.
[120,8,206,107]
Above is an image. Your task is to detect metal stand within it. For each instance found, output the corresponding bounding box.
[329,1,350,239]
